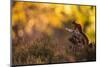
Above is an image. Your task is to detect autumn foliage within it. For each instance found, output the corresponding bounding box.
[12,2,96,65]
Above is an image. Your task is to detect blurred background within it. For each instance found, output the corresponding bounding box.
[12,2,96,65]
[12,2,96,43]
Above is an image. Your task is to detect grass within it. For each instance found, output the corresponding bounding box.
[12,27,96,65]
